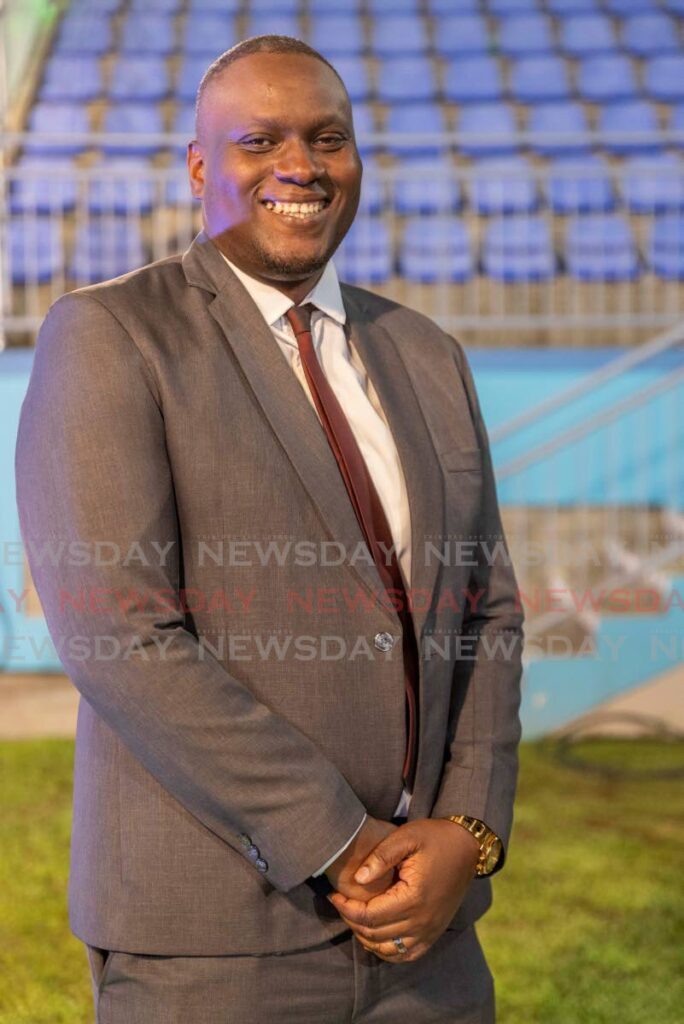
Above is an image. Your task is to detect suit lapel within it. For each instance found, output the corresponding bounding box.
[181,233,445,642]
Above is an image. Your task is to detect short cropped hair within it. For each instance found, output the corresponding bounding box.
[195,35,348,136]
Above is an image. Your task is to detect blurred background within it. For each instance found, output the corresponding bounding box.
[0,1,683,1021]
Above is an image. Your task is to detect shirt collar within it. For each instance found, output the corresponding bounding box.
[220,252,346,329]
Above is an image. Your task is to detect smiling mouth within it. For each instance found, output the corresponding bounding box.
[261,199,330,220]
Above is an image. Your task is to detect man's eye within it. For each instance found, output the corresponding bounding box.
[242,137,273,149]
[316,134,346,148]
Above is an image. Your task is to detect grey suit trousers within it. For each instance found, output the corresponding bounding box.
[85,925,495,1023]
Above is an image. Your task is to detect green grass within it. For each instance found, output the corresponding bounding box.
[1,738,682,1023]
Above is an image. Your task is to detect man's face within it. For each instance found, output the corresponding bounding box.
[188,51,362,289]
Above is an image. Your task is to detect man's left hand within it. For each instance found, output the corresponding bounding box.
[327,818,481,963]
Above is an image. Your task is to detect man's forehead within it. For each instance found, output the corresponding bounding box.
[207,51,348,108]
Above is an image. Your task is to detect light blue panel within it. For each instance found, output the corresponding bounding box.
[519,573,684,736]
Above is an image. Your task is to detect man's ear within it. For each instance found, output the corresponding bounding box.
[187,141,204,199]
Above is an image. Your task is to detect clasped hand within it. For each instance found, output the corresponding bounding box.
[323,815,480,963]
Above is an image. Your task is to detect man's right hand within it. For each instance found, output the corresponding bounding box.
[324,816,398,902]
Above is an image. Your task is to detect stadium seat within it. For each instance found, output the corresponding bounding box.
[120,13,177,55]
[101,103,165,156]
[497,15,555,58]
[620,154,684,213]
[55,14,113,55]
[599,101,661,156]
[429,0,479,11]
[334,219,393,284]
[8,218,63,285]
[399,217,473,283]
[458,103,518,158]
[376,58,437,103]
[368,0,421,11]
[309,0,361,11]
[172,102,196,136]
[249,0,300,10]
[351,104,377,154]
[560,15,616,57]
[370,16,429,56]
[109,56,171,103]
[70,219,147,284]
[433,16,491,57]
[644,57,684,104]
[443,57,503,104]
[9,158,78,215]
[131,0,181,9]
[40,55,103,103]
[576,56,638,103]
[670,104,684,150]
[509,56,570,104]
[356,158,386,215]
[86,159,157,215]
[547,0,600,13]
[489,0,541,14]
[648,216,684,279]
[177,56,211,102]
[469,157,539,215]
[164,156,194,206]
[393,157,462,215]
[663,0,684,11]
[308,16,365,57]
[564,215,640,280]
[482,217,556,281]
[25,102,90,156]
[70,0,121,11]
[180,15,238,56]
[527,103,592,157]
[329,58,370,103]
[544,155,616,214]
[385,103,447,157]
[621,15,680,57]
[187,0,241,10]
[245,15,301,37]
[604,0,654,13]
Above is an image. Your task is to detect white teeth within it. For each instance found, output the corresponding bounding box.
[263,200,326,218]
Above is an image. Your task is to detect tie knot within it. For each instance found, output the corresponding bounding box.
[286,302,317,337]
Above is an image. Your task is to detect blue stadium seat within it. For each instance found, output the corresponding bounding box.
[334,219,393,284]
[9,158,77,215]
[489,0,541,14]
[40,55,103,102]
[172,103,196,136]
[308,16,365,56]
[576,56,638,103]
[621,15,680,57]
[644,57,684,104]
[368,0,421,11]
[544,155,615,214]
[8,218,63,285]
[376,58,437,103]
[131,0,181,9]
[245,15,301,37]
[509,57,570,103]
[329,58,371,103]
[352,104,377,154]
[429,0,479,11]
[482,217,556,281]
[433,16,491,57]
[560,15,616,57]
[649,216,684,279]
[469,157,539,215]
[187,0,241,10]
[599,101,661,155]
[86,159,157,214]
[180,15,237,56]
[250,0,301,10]
[70,0,121,11]
[604,0,654,13]
[164,156,194,206]
[25,102,90,156]
[70,219,147,284]
[309,0,361,11]
[385,103,447,157]
[663,0,684,11]
[399,217,473,283]
[393,157,462,215]
[528,102,592,157]
[565,216,640,280]
[109,56,171,102]
[497,15,554,58]
[177,56,210,102]
[120,13,177,55]
[620,154,684,213]
[443,57,503,104]
[55,14,113,55]
[547,0,600,13]
[670,104,684,149]
[102,103,165,156]
[458,103,518,158]
[370,16,429,56]
[356,158,386,215]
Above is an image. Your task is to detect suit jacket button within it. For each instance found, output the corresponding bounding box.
[374,631,395,652]
[255,858,268,872]
[238,833,252,848]
[246,845,260,862]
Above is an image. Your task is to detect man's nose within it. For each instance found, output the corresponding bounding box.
[273,139,323,183]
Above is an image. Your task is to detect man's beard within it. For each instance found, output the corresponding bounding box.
[250,238,332,280]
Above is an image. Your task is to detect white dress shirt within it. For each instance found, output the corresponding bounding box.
[222,254,413,878]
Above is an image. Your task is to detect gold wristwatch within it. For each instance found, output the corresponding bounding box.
[439,815,502,877]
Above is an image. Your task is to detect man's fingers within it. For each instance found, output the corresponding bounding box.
[354,825,420,885]
[328,877,415,928]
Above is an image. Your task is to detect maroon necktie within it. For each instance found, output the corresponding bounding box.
[286,303,419,793]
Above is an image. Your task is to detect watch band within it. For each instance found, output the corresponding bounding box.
[439,815,502,877]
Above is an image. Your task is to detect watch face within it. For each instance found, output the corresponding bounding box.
[482,838,503,874]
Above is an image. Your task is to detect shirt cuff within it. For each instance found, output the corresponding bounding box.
[311,813,368,877]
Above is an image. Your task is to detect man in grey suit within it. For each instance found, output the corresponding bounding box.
[15,35,524,1023]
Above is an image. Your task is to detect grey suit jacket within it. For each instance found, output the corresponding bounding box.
[14,231,524,956]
